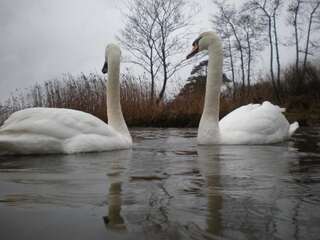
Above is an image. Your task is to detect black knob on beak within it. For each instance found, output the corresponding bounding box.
[102,61,108,74]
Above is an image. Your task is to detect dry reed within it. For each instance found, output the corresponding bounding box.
[0,63,319,127]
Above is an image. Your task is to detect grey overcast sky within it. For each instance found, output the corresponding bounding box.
[0,0,299,102]
[0,0,124,101]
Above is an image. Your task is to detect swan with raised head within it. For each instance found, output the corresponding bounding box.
[186,32,299,145]
[0,44,132,155]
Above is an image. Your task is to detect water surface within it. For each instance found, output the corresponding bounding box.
[0,128,319,240]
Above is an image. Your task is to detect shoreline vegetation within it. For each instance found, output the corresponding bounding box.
[0,63,319,128]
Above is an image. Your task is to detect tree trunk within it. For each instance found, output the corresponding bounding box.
[303,2,320,70]
[246,31,252,96]
[267,15,280,102]
[228,36,236,99]
[230,22,246,95]
[273,11,281,96]
[294,1,300,73]
[149,48,156,103]
[157,45,168,103]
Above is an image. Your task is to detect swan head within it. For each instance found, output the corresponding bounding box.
[102,44,121,74]
[186,32,220,59]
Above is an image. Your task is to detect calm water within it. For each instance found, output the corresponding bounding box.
[0,128,319,240]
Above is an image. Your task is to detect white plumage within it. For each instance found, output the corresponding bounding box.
[0,44,132,155]
[219,101,299,144]
[187,32,299,145]
[0,108,130,154]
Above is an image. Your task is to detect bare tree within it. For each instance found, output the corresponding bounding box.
[272,0,283,93]
[237,13,266,95]
[213,1,247,94]
[287,0,320,73]
[212,9,237,97]
[213,1,267,98]
[151,0,191,102]
[288,0,302,73]
[245,0,283,102]
[303,0,320,69]
[118,0,191,103]
[118,0,161,103]
[240,15,254,91]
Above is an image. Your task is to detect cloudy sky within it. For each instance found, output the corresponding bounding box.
[0,0,123,101]
[0,0,298,102]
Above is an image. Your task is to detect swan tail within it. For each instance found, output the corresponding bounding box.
[289,121,299,137]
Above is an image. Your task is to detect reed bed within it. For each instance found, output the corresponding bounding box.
[1,64,319,127]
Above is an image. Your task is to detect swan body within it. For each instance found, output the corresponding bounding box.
[0,44,132,155]
[219,102,298,144]
[187,32,299,145]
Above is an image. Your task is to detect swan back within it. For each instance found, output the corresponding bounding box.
[219,101,296,144]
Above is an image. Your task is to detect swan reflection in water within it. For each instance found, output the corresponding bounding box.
[197,146,223,236]
[197,142,320,239]
[103,149,131,232]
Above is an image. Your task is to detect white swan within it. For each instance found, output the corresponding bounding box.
[0,44,132,155]
[186,32,299,145]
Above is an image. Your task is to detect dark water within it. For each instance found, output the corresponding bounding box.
[0,128,319,240]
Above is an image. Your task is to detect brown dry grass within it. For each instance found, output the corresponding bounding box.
[0,63,319,127]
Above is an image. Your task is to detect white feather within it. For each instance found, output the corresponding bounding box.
[0,44,132,155]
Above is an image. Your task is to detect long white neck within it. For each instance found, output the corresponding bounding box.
[106,53,131,139]
[197,39,223,144]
